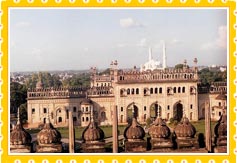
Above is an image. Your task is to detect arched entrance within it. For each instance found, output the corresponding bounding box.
[150,103,162,119]
[127,104,139,124]
[173,102,183,122]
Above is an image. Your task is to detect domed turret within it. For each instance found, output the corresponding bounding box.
[81,104,106,152]
[82,121,105,141]
[213,113,227,152]
[10,108,32,153]
[124,118,145,140]
[214,114,227,137]
[36,113,62,153]
[174,116,196,138]
[149,116,170,139]
[37,117,61,145]
[10,108,32,146]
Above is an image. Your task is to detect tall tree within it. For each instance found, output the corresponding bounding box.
[10,82,27,113]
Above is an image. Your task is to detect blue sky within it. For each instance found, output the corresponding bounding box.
[10,9,227,72]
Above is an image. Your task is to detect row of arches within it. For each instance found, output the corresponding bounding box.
[120,102,195,123]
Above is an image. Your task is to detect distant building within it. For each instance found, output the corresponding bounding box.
[26,49,227,128]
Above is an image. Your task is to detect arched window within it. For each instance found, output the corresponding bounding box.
[127,89,130,95]
[144,89,147,95]
[86,117,89,121]
[120,89,124,96]
[131,88,135,94]
[43,108,47,113]
[182,87,185,93]
[150,88,153,94]
[178,87,181,93]
[136,88,139,94]
[58,117,62,123]
[159,88,162,94]
[173,87,177,93]
[155,88,158,94]
[73,107,77,112]
[82,117,85,122]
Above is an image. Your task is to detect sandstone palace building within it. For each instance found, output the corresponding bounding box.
[27,46,227,128]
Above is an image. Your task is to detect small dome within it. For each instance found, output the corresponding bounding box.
[214,114,227,137]
[148,117,170,139]
[36,81,44,89]
[82,121,105,141]
[81,98,92,105]
[10,123,32,145]
[174,116,196,138]
[37,120,61,145]
[124,118,145,140]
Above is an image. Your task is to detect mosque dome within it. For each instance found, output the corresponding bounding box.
[36,80,44,89]
[174,116,196,138]
[82,121,105,141]
[148,117,171,139]
[124,118,145,140]
[214,114,227,137]
[37,119,61,145]
[10,121,32,145]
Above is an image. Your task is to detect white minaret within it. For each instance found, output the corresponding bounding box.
[148,47,152,61]
[162,41,167,69]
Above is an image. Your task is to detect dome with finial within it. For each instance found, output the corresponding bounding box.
[37,116,61,145]
[10,108,32,145]
[148,116,171,139]
[82,106,105,141]
[82,121,105,141]
[214,114,227,137]
[124,118,145,140]
[174,116,196,138]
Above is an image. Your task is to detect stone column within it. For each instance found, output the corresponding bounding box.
[113,105,118,153]
[69,111,75,153]
[205,101,211,152]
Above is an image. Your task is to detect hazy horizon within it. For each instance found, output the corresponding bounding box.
[10,9,227,72]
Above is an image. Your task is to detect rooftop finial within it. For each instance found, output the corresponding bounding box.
[90,103,94,122]
[46,108,50,124]
[157,105,160,118]
[17,107,20,125]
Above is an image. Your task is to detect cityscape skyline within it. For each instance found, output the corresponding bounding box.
[10,8,227,72]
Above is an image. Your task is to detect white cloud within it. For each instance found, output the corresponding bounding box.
[216,25,227,49]
[201,25,227,50]
[120,18,144,28]
[15,21,31,28]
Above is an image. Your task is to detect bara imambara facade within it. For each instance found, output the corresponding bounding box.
[27,45,227,128]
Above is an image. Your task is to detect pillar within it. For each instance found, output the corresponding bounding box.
[113,105,118,153]
[205,101,211,152]
[69,111,75,153]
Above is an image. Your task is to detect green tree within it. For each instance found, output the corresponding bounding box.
[10,82,27,113]
[62,73,90,87]
[25,72,62,89]
[198,68,227,85]
[19,103,27,124]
